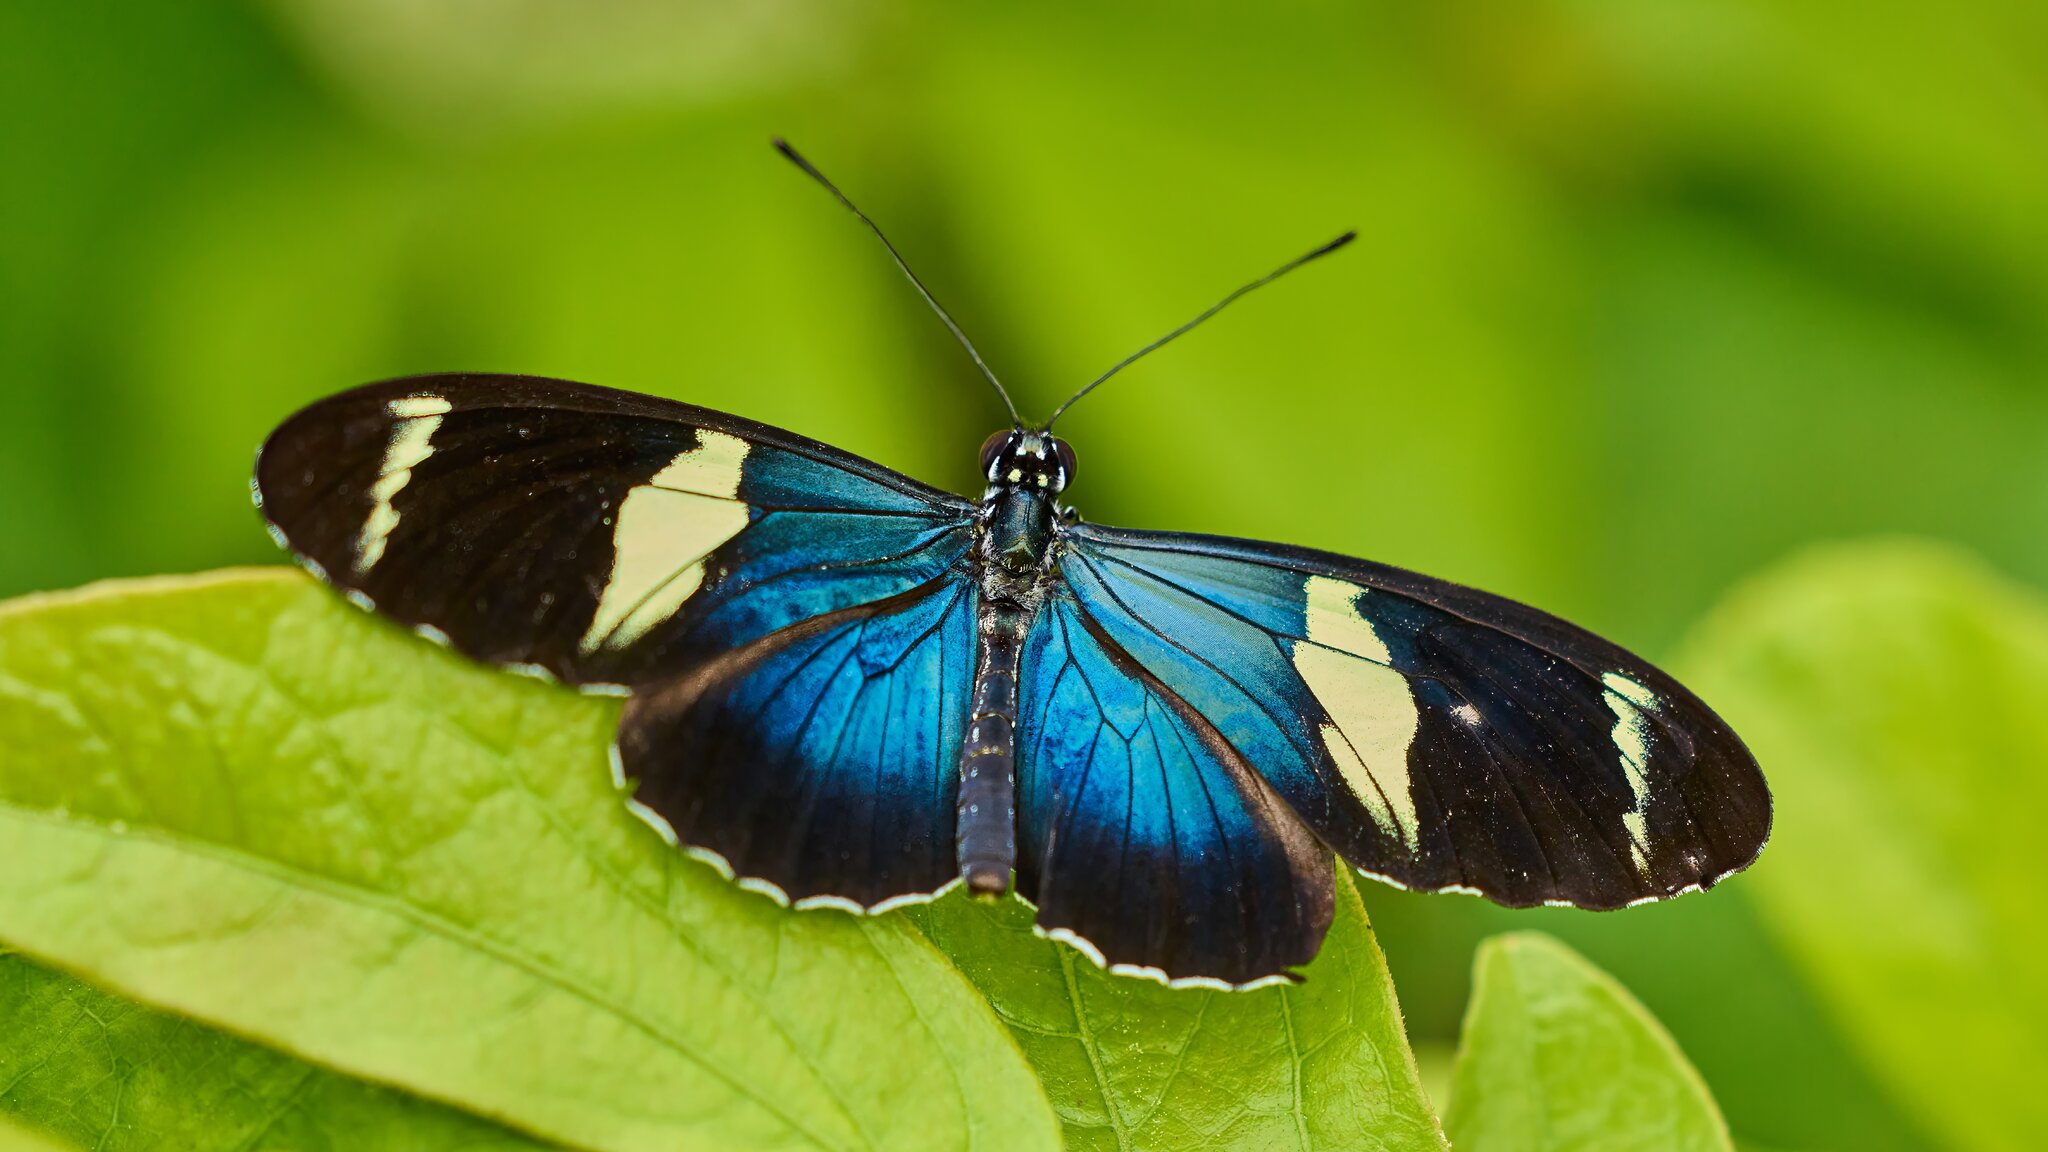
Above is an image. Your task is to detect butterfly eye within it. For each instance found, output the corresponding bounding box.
[979,430,1012,477]
[1052,438,1078,486]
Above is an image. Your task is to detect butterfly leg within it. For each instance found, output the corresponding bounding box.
[957,603,1030,896]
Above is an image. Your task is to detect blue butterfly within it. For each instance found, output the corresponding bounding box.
[255,143,1769,988]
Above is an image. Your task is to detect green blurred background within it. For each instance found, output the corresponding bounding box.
[7,3,2047,1149]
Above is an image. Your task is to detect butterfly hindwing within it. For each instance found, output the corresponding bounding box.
[1060,523,1770,910]
[256,374,975,688]
[619,574,978,908]
[1015,594,1335,985]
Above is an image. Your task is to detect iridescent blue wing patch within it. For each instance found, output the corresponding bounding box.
[1060,523,1770,912]
[620,575,978,908]
[256,374,975,690]
[1016,595,1334,986]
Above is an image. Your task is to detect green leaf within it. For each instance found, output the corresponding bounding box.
[1678,540,2048,1150]
[0,570,1059,1152]
[1443,932,1730,1152]
[905,871,1447,1152]
[0,951,548,1150]
[0,1121,74,1152]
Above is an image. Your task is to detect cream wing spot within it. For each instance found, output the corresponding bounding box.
[1303,575,1392,663]
[579,430,752,654]
[1291,575,1422,851]
[1623,813,1650,876]
[1601,671,1660,877]
[1604,670,1658,709]
[355,394,451,574]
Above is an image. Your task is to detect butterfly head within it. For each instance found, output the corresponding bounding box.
[980,429,1076,496]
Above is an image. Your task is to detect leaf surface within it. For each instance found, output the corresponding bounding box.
[0,952,549,1150]
[0,570,1058,1152]
[907,872,1446,1152]
[1443,932,1729,1152]
[1679,541,2048,1150]
[0,1117,75,1152]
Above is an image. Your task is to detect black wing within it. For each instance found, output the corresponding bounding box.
[256,374,976,689]
[1058,522,1770,912]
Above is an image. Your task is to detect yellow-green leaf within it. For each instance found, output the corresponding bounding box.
[1444,932,1729,1152]
[0,952,550,1150]
[0,1116,77,1152]
[1679,541,2048,1150]
[0,570,1058,1152]
[907,872,1447,1152]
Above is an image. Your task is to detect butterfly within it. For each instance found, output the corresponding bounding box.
[254,142,1770,989]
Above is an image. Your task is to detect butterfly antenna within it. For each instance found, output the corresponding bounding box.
[773,139,1023,428]
[1044,230,1357,429]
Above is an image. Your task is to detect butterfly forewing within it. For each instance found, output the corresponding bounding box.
[256,374,976,689]
[1058,523,1770,910]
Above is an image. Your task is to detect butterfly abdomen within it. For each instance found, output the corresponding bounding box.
[957,606,1028,895]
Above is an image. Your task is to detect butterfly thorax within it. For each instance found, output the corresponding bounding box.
[972,428,1072,602]
[957,429,1074,896]
[977,489,1058,600]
